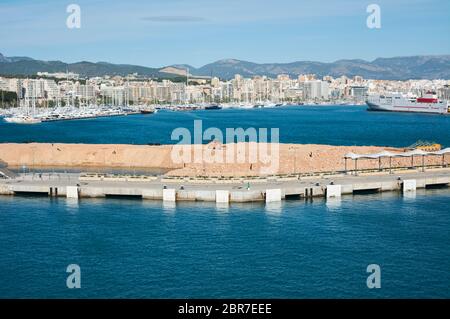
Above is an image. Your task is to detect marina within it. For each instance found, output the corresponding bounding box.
[0,105,155,124]
[1,87,448,124]
[0,102,294,123]
[1,90,448,125]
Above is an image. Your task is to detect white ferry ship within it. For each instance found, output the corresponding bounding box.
[366,92,448,114]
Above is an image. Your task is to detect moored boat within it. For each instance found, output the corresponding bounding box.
[367,92,448,114]
[4,116,41,124]
[204,104,222,110]
[139,106,156,114]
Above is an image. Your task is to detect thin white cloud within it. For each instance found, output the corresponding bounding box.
[141,16,207,23]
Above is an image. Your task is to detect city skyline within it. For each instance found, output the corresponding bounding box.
[2,69,449,109]
[1,0,449,67]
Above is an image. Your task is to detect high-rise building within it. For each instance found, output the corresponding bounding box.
[350,86,368,102]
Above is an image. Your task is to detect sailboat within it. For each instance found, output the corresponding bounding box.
[4,83,41,124]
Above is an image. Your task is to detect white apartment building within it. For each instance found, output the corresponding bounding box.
[75,84,96,99]
[304,80,330,100]
[23,79,45,99]
[44,80,60,99]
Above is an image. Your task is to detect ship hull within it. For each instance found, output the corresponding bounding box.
[366,98,448,115]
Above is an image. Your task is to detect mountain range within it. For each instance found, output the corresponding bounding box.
[1,52,449,80]
[183,56,450,80]
[0,53,173,79]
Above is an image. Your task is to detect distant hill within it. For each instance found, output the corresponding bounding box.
[1,52,449,80]
[0,53,34,63]
[184,56,450,80]
[0,54,176,78]
[159,66,189,76]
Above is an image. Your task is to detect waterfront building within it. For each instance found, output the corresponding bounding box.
[1,72,448,107]
[37,71,79,80]
[75,84,95,98]
[304,80,330,100]
[438,85,450,100]
[43,80,60,100]
[350,86,369,102]
[353,75,364,83]
[0,78,8,91]
[211,77,220,88]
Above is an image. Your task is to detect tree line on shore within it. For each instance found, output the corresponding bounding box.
[0,90,18,108]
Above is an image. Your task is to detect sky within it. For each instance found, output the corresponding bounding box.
[0,0,449,68]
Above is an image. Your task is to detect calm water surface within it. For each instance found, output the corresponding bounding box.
[0,190,449,298]
[0,106,449,298]
[1,106,450,147]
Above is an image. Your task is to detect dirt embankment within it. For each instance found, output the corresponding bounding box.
[0,142,443,177]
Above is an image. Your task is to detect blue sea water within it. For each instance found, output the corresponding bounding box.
[0,106,449,298]
[0,190,449,298]
[1,106,450,147]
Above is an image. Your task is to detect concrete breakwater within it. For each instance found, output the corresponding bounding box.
[1,168,449,203]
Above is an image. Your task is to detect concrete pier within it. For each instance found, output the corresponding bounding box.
[163,189,176,202]
[266,189,282,202]
[0,168,449,203]
[216,190,230,203]
[66,186,79,199]
[326,184,342,198]
[403,180,417,193]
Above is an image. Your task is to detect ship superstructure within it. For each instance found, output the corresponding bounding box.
[366,92,448,114]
